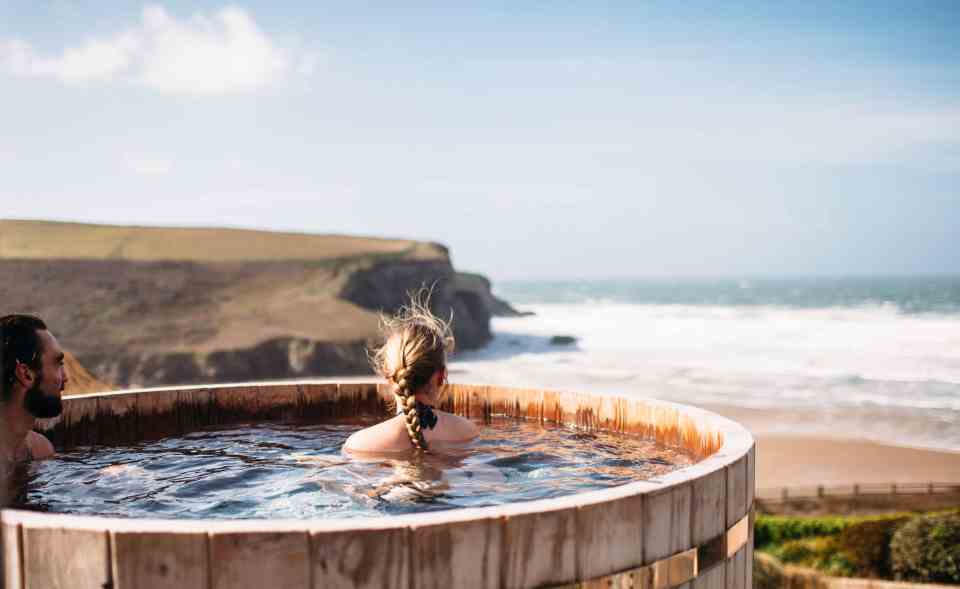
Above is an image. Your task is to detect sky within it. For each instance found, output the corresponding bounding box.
[1,2,958,280]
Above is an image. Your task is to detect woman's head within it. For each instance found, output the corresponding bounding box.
[370,291,454,450]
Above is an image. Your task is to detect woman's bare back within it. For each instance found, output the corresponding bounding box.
[343,410,478,454]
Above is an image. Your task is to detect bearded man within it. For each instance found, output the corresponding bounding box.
[0,314,66,464]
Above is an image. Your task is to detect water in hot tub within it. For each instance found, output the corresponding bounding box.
[21,418,694,519]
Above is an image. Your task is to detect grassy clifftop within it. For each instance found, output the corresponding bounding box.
[1,220,497,388]
[0,219,446,263]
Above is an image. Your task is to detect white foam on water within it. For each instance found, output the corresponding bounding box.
[451,303,960,451]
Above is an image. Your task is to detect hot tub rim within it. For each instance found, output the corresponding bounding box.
[4,379,753,532]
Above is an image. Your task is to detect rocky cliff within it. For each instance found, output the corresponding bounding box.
[1,220,516,388]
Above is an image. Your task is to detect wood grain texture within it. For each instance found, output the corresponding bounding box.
[61,395,100,449]
[96,392,140,446]
[726,458,748,528]
[576,493,644,580]
[489,387,542,422]
[299,383,343,419]
[137,389,182,441]
[412,516,501,589]
[250,383,301,420]
[501,508,576,589]
[337,383,383,417]
[725,546,746,589]
[209,385,261,421]
[668,549,697,586]
[692,470,727,546]
[691,561,725,589]
[312,526,409,589]
[22,526,110,589]
[1,519,20,589]
[210,531,309,589]
[651,558,670,589]
[178,388,212,431]
[671,483,693,555]
[112,531,207,589]
[643,489,673,563]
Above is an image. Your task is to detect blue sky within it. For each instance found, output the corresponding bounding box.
[1,2,958,279]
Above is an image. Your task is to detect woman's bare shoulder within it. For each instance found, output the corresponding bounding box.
[343,416,411,453]
[433,411,479,442]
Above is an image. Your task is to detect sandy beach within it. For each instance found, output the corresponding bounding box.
[701,404,960,489]
[753,435,960,489]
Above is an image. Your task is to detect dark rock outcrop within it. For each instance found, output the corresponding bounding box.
[338,260,494,349]
[451,273,531,318]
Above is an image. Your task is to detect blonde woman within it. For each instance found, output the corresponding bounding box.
[343,295,478,453]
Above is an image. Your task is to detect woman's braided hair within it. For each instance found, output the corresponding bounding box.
[371,292,454,451]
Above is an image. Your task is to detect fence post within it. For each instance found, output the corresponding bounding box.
[928,482,934,494]
[817,485,824,498]
[781,488,788,502]
[892,483,897,495]
[852,484,859,496]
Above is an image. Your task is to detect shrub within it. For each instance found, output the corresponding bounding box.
[754,515,848,548]
[772,538,817,563]
[754,552,786,589]
[890,512,960,583]
[835,515,911,578]
[768,536,857,578]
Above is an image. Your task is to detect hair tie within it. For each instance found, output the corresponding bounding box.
[416,401,438,430]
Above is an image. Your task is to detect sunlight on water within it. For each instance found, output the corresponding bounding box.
[22,419,693,519]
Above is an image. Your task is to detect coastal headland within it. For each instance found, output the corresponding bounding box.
[1,219,518,388]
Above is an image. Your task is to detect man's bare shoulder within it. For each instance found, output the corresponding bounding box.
[27,431,55,460]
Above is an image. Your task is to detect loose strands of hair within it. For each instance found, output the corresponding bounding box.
[371,291,454,452]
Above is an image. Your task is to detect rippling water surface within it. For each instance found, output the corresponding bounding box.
[23,418,693,519]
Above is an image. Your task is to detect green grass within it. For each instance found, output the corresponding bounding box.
[0,219,446,262]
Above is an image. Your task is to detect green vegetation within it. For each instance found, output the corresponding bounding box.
[837,515,911,578]
[757,509,960,582]
[754,514,849,547]
[890,512,960,583]
[0,219,446,263]
[767,536,856,577]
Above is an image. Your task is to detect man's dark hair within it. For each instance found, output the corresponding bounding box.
[1,314,48,402]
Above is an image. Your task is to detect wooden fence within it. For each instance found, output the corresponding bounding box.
[755,482,960,515]
[757,482,960,501]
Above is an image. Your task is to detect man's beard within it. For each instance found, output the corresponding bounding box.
[23,377,63,419]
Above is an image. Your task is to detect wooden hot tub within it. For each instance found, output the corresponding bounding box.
[1,381,755,589]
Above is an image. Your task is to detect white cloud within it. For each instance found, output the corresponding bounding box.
[124,155,172,176]
[0,5,310,94]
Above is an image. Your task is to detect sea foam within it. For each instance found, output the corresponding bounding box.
[452,302,960,451]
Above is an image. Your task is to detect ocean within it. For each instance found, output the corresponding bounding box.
[450,276,960,453]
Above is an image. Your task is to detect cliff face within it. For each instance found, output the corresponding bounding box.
[339,259,494,350]
[1,221,512,389]
[79,338,371,388]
